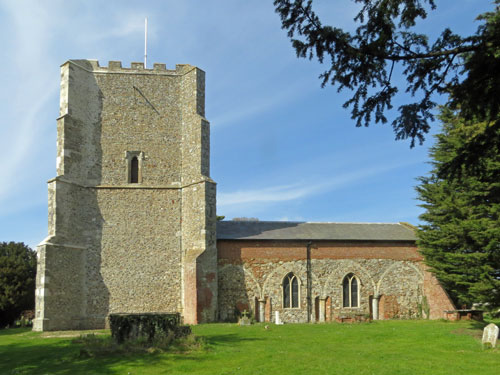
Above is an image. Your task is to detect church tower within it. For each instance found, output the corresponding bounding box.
[33,60,217,331]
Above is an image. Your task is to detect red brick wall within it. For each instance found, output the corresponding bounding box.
[325,296,332,321]
[265,297,271,322]
[379,295,400,319]
[423,268,455,319]
[218,240,422,262]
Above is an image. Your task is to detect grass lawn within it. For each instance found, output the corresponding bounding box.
[0,319,498,375]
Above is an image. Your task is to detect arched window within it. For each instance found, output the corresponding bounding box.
[342,273,359,308]
[130,156,139,183]
[126,151,143,183]
[283,273,299,308]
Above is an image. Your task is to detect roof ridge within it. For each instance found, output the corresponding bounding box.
[221,220,404,225]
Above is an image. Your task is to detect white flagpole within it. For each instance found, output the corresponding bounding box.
[144,17,148,68]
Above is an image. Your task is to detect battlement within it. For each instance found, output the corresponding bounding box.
[65,59,198,75]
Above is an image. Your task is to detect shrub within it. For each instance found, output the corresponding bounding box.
[15,310,35,328]
[0,242,36,328]
[109,313,190,345]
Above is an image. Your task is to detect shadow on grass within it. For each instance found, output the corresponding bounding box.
[449,319,497,341]
[204,333,263,346]
[468,319,491,330]
[0,327,32,337]
[0,338,171,375]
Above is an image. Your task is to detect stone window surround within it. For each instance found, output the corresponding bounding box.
[281,272,301,309]
[342,273,361,308]
[125,151,145,184]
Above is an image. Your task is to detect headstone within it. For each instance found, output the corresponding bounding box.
[275,311,283,325]
[238,310,251,326]
[482,323,499,348]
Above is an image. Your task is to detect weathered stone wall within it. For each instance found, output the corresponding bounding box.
[95,188,182,316]
[95,64,182,186]
[179,67,218,324]
[34,243,86,330]
[182,182,217,324]
[217,240,454,323]
[34,179,98,331]
[56,60,102,185]
[34,60,216,331]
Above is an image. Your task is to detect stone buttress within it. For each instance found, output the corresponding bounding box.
[34,60,217,331]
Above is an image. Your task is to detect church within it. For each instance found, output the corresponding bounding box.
[33,60,454,331]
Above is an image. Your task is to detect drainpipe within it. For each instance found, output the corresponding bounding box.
[306,241,312,323]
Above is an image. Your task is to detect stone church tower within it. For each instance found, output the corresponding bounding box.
[34,60,217,331]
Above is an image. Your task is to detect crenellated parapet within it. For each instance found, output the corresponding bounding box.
[66,59,197,75]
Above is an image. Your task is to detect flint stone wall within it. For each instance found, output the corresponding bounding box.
[217,240,454,323]
[34,60,216,331]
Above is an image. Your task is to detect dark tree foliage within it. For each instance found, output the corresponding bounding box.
[416,108,500,308]
[109,313,189,344]
[0,242,36,327]
[274,0,500,147]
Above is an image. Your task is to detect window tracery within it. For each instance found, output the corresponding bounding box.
[283,272,299,308]
[342,273,359,308]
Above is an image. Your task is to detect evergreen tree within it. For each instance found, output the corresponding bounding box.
[416,108,500,308]
[0,242,36,327]
[274,0,500,147]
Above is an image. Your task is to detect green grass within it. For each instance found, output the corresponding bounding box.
[1,319,498,375]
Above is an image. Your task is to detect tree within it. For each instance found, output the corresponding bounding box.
[0,242,37,327]
[416,107,500,308]
[274,0,500,147]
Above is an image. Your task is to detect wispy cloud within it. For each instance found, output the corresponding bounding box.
[218,159,420,208]
[77,11,156,44]
[275,215,305,222]
[211,77,316,128]
[0,0,59,203]
[218,182,311,206]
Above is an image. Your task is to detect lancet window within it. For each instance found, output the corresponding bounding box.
[283,272,299,308]
[130,156,139,183]
[126,151,143,184]
[342,273,359,308]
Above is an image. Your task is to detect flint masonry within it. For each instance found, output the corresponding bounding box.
[34,60,454,331]
[34,60,217,330]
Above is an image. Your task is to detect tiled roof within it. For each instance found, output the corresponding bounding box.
[216,221,417,241]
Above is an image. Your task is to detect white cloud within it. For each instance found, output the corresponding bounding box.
[218,182,313,206]
[211,89,301,128]
[77,11,154,44]
[275,215,305,222]
[218,158,420,208]
[211,77,316,128]
[0,0,59,203]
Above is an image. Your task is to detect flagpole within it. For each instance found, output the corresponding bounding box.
[144,17,148,68]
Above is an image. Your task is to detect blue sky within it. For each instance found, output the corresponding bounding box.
[0,0,493,248]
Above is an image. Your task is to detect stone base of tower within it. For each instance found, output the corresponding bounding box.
[33,317,101,332]
[33,241,89,331]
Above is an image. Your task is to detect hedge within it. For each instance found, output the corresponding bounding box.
[109,313,190,344]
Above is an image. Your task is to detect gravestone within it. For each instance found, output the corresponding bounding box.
[238,310,251,326]
[482,323,499,348]
[275,311,283,325]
